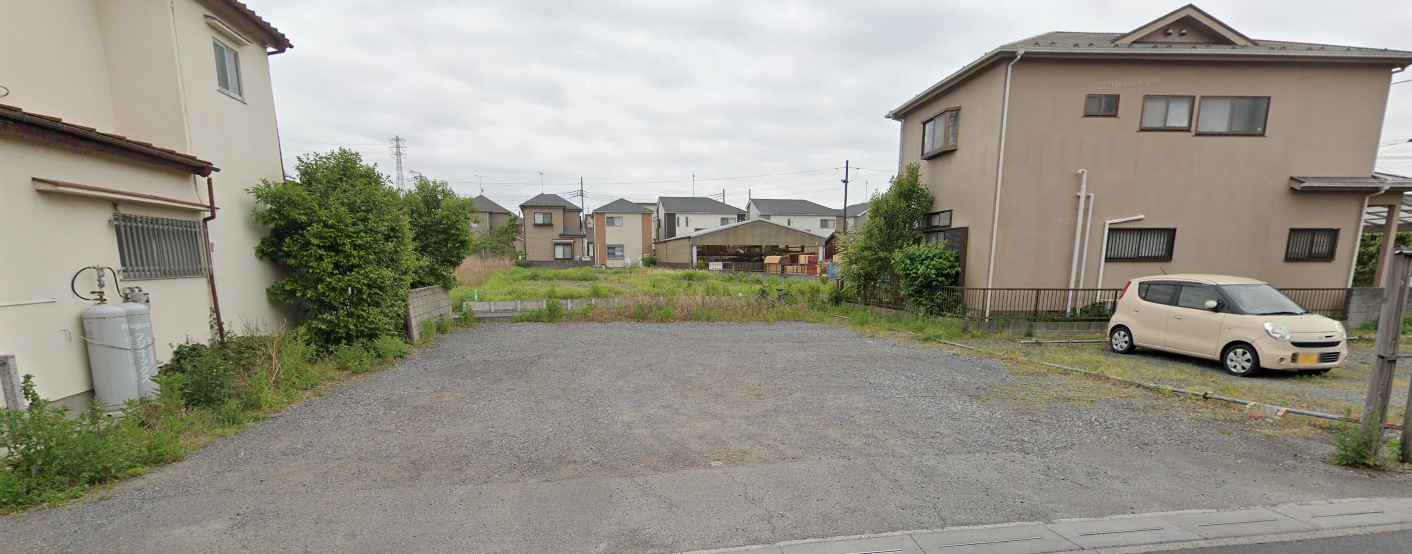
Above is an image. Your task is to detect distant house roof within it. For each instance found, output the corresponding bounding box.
[887,4,1412,119]
[750,198,841,216]
[0,103,217,176]
[521,193,581,210]
[845,202,871,217]
[1290,173,1412,192]
[657,217,831,245]
[473,195,512,214]
[595,198,654,213]
[658,196,745,213]
[209,0,292,53]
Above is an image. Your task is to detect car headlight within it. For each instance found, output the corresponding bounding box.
[1264,322,1291,341]
[1334,321,1347,341]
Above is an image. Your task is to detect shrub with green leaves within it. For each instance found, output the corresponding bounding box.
[1330,420,1395,468]
[403,176,478,289]
[891,240,961,316]
[839,163,934,297]
[640,254,658,267]
[370,335,411,361]
[331,343,376,373]
[250,148,416,349]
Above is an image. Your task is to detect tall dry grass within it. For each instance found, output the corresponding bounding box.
[455,255,517,287]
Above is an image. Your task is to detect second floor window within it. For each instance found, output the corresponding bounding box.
[606,216,623,227]
[1197,96,1270,135]
[819,218,835,229]
[534,212,552,226]
[1084,94,1120,117]
[1140,96,1193,131]
[213,39,242,98]
[922,108,960,158]
[721,217,732,226]
[1106,228,1177,262]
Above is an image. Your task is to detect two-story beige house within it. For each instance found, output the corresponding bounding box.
[472,195,515,233]
[520,193,586,262]
[591,199,653,268]
[656,197,746,240]
[747,198,843,235]
[0,0,292,407]
[887,4,1412,291]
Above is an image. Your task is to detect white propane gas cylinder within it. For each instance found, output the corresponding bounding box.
[121,301,159,398]
[81,303,140,414]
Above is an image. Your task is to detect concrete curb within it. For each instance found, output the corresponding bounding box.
[681,497,1412,554]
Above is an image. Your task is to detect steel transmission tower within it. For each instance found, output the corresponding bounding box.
[390,136,408,189]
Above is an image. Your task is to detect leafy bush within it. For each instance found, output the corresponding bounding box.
[0,377,150,510]
[331,343,376,373]
[839,163,934,297]
[1330,420,1393,468]
[370,335,411,361]
[164,341,238,409]
[891,240,962,315]
[640,254,658,267]
[402,176,478,289]
[250,148,416,349]
[694,260,708,270]
[679,270,708,282]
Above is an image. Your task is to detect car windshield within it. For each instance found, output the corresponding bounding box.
[1217,284,1307,315]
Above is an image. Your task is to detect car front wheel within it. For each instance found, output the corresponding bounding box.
[1109,326,1136,354]
[1222,343,1262,377]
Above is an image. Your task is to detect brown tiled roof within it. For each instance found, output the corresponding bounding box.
[0,104,217,176]
[207,0,292,53]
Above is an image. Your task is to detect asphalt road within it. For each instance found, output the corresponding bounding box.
[4,322,1412,553]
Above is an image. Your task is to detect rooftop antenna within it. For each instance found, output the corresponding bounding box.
[692,173,696,196]
[475,175,485,195]
[539,172,545,194]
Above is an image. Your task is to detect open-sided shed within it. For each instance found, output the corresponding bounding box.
[656,218,830,264]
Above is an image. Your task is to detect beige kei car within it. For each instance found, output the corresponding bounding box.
[1107,275,1347,376]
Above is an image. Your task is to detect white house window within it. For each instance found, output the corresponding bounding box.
[213,39,242,98]
[1140,96,1193,130]
[554,243,573,260]
[1197,96,1270,135]
[819,218,835,229]
[607,245,624,259]
[113,213,209,280]
[720,217,732,226]
[534,212,552,226]
[677,216,684,226]
[606,216,623,227]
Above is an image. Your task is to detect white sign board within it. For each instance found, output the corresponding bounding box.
[709,262,724,271]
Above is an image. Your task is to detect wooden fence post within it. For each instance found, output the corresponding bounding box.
[1367,252,1411,443]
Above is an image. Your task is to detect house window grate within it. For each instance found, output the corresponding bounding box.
[113,213,209,280]
[1106,228,1176,262]
[1286,228,1338,262]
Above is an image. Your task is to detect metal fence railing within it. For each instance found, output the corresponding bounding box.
[1277,288,1351,320]
[936,287,1122,321]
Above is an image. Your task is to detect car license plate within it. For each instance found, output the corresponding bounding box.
[1292,353,1318,365]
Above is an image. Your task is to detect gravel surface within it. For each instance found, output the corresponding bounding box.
[4,322,1412,554]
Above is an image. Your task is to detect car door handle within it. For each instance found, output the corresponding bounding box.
[1172,315,1182,320]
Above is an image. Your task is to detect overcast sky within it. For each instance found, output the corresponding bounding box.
[246,0,1412,212]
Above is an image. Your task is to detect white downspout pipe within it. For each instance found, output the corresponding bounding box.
[984,48,1024,317]
[1349,182,1393,287]
[1095,215,1145,293]
[1078,192,1095,290]
[1066,169,1089,313]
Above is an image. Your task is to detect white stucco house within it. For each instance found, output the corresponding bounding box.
[0,0,293,407]
[747,198,843,235]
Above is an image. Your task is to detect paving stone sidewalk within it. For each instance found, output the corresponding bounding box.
[696,498,1412,554]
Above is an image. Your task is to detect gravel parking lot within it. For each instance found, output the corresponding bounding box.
[4,322,1412,554]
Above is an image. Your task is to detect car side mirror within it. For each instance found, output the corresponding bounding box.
[1204,299,1219,310]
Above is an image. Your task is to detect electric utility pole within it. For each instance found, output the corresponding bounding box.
[390,136,407,189]
[841,160,851,231]
[692,173,696,196]
[579,177,586,213]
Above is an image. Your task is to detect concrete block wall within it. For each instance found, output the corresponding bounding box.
[527,261,593,269]
[1343,287,1412,330]
[407,286,452,343]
